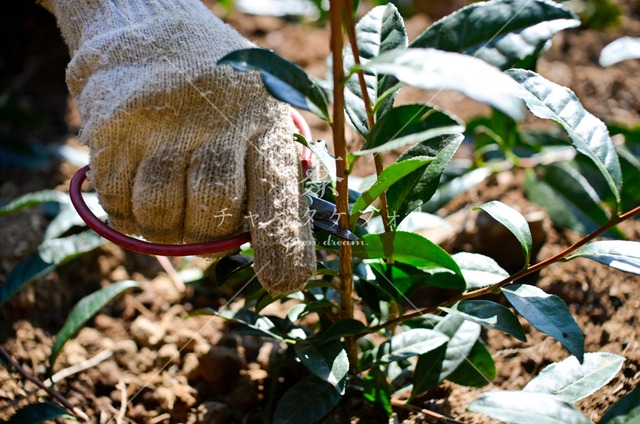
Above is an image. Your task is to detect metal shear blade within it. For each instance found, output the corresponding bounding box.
[305,194,365,241]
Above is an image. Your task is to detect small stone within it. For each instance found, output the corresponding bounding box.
[112,339,138,367]
[62,340,88,366]
[157,343,180,366]
[130,315,164,347]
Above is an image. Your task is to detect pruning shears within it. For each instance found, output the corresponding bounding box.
[69,109,364,257]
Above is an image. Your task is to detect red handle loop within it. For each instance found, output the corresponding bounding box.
[69,108,313,256]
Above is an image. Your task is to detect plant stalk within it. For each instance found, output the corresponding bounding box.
[330,0,357,366]
[361,204,640,336]
[343,0,392,232]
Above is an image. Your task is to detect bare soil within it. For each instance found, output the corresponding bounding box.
[1,2,639,423]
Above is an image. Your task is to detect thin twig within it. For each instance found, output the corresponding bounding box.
[362,204,640,336]
[329,0,357,366]
[154,255,186,292]
[115,380,128,424]
[0,344,89,422]
[46,349,113,387]
[343,0,391,233]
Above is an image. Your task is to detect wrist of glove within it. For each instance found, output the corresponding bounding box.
[46,0,316,294]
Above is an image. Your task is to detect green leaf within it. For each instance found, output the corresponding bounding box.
[524,164,622,236]
[6,402,75,424]
[351,231,465,288]
[617,144,640,213]
[447,340,497,388]
[295,135,337,183]
[50,280,139,369]
[350,158,434,225]
[503,284,584,362]
[524,352,625,403]
[600,37,640,67]
[44,193,106,240]
[0,190,68,216]
[434,314,482,377]
[507,69,622,211]
[410,344,448,397]
[189,309,280,339]
[0,231,106,306]
[321,319,367,342]
[600,384,640,424]
[387,134,464,223]
[363,48,524,121]
[295,339,349,394]
[411,314,481,396]
[452,252,509,291]
[363,367,392,416]
[440,300,526,342]
[468,391,593,424]
[411,0,579,70]
[273,374,342,424]
[475,200,533,268]
[345,4,407,136]
[563,241,640,275]
[218,48,331,121]
[369,329,449,366]
[356,104,464,155]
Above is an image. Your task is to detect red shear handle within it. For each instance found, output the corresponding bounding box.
[69,108,313,256]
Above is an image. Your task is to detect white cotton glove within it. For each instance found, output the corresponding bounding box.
[45,0,316,294]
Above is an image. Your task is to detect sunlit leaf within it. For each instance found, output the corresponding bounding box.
[563,241,640,275]
[452,252,509,291]
[0,190,68,216]
[189,308,289,341]
[356,104,464,155]
[600,37,640,67]
[352,231,464,288]
[218,48,331,121]
[273,374,343,423]
[350,158,433,225]
[363,48,524,121]
[295,134,337,183]
[384,133,464,223]
[295,338,349,394]
[0,231,106,306]
[507,69,622,211]
[503,284,584,362]
[475,200,533,268]
[469,391,593,424]
[345,4,407,135]
[368,329,449,367]
[440,300,526,342]
[44,193,106,240]
[524,352,625,403]
[6,402,74,424]
[411,314,481,396]
[50,280,139,369]
[412,0,579,70]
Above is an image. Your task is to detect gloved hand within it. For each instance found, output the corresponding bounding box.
[44,0,316,295]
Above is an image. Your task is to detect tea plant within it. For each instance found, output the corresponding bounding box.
[1,0,640,422]
[214,0,640,421]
